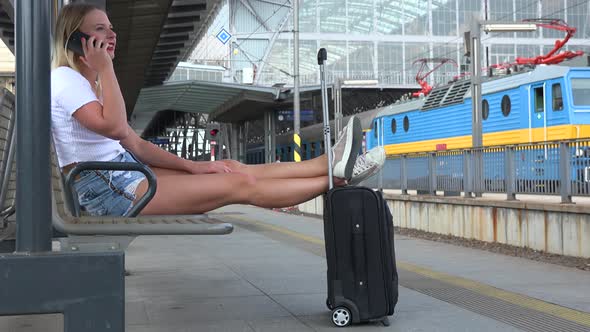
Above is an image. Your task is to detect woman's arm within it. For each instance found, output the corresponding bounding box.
[72,37,128,140]
[120,127,231,174]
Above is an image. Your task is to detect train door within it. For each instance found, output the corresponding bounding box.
[529,83,547,142]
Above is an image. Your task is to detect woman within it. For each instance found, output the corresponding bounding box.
[51,3,384,216]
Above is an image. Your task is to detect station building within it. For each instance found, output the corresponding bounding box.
[189,0,590,87]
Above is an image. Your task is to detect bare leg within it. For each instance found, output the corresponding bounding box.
[135,172,332,215]
[221,154,329,179]
[149,156,331,180]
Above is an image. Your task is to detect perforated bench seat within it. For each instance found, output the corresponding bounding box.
[51,152,234,236]
[52,211,233,235]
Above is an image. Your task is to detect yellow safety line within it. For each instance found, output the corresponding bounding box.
[226,214,590,327]
[230,215,324,246]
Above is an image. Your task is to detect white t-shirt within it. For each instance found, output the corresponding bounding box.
[51,66,125,168]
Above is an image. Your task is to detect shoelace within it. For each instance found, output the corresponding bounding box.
[353,154,376,175]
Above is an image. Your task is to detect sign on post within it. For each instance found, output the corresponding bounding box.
[216,28,231,45]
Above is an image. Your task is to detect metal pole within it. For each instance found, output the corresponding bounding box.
[237,122,245,163]
[201,122,207,161]
[264,111,276,163]
[429,152,437,196]
[471,20,483,149]
[464,150,473,197]
[378,117,383,191]
[401,155,408,195]
[231,123,239,161]
[334,78,343,140]
[318,48,333,189]
[222,123,231,160]
[292,0,301,162]
[505,146,516,201]
[559,142,573,204]
[15,0,52,252]
[471,18,483,197]
[181,115,188,159]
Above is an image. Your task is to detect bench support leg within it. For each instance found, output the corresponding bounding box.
[0,251,125,331]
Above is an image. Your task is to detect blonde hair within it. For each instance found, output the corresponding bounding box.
[51,3,103,72]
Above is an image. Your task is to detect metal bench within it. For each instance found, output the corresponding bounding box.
[49,138,234,236]
[0,88,233,237]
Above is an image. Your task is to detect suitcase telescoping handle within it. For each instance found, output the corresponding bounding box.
[318,48,334,190]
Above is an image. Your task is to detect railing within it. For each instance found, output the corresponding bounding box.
[257,70,458,87]
[363,139,590,203]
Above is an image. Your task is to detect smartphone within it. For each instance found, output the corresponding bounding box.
[67,30,91,56]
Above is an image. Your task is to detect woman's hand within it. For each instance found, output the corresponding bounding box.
[79,36,113,73]
[186,161,232,175]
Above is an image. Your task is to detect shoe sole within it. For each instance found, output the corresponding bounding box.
[333,116,362,180]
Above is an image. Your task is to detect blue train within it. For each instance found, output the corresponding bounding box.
[365,65,590,153]
[363,64,590,189]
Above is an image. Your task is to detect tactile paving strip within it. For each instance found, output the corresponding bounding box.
[399,269,590,332]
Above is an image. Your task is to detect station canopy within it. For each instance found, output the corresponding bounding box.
[0,0,224,123]
[131,80,290,134]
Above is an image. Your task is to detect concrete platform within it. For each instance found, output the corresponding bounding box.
[1,205,589,331]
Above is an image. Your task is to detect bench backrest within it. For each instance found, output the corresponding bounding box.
[0,88,74,221]
[50,146,82,219]
[0,88,16,217]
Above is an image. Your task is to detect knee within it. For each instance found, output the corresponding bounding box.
[234,172,256,187]
[232,173,257,202]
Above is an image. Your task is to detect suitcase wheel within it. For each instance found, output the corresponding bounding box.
[331,307,351,327]
[326,298,333,310]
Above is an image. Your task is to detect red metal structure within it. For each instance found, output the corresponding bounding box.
[411,58,457,98]
[453,19,584,81]
[515,19,584,65]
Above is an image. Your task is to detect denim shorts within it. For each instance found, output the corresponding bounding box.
[72,151,147,216]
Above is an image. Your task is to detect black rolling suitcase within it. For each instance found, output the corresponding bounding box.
[317,48,398,327]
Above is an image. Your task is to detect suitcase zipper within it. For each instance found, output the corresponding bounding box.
[357,188,392,316]
[375,191,392,314]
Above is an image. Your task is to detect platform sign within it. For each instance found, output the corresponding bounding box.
[216,28,231,45]
[276,109,314,122]
[147,137,170,145]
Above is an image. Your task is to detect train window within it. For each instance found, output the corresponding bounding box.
[534,87,544,113]
[403,116,410,132]
[552,83,563,111]
[571,78,590,106]
[391,118,397,134]
[482,99,489,120]
[501,95,511,117]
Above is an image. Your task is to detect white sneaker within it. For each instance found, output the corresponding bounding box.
[332,116,362,180]
[349,146,386,186]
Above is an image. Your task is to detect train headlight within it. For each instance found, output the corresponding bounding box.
[576,148,585,157]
